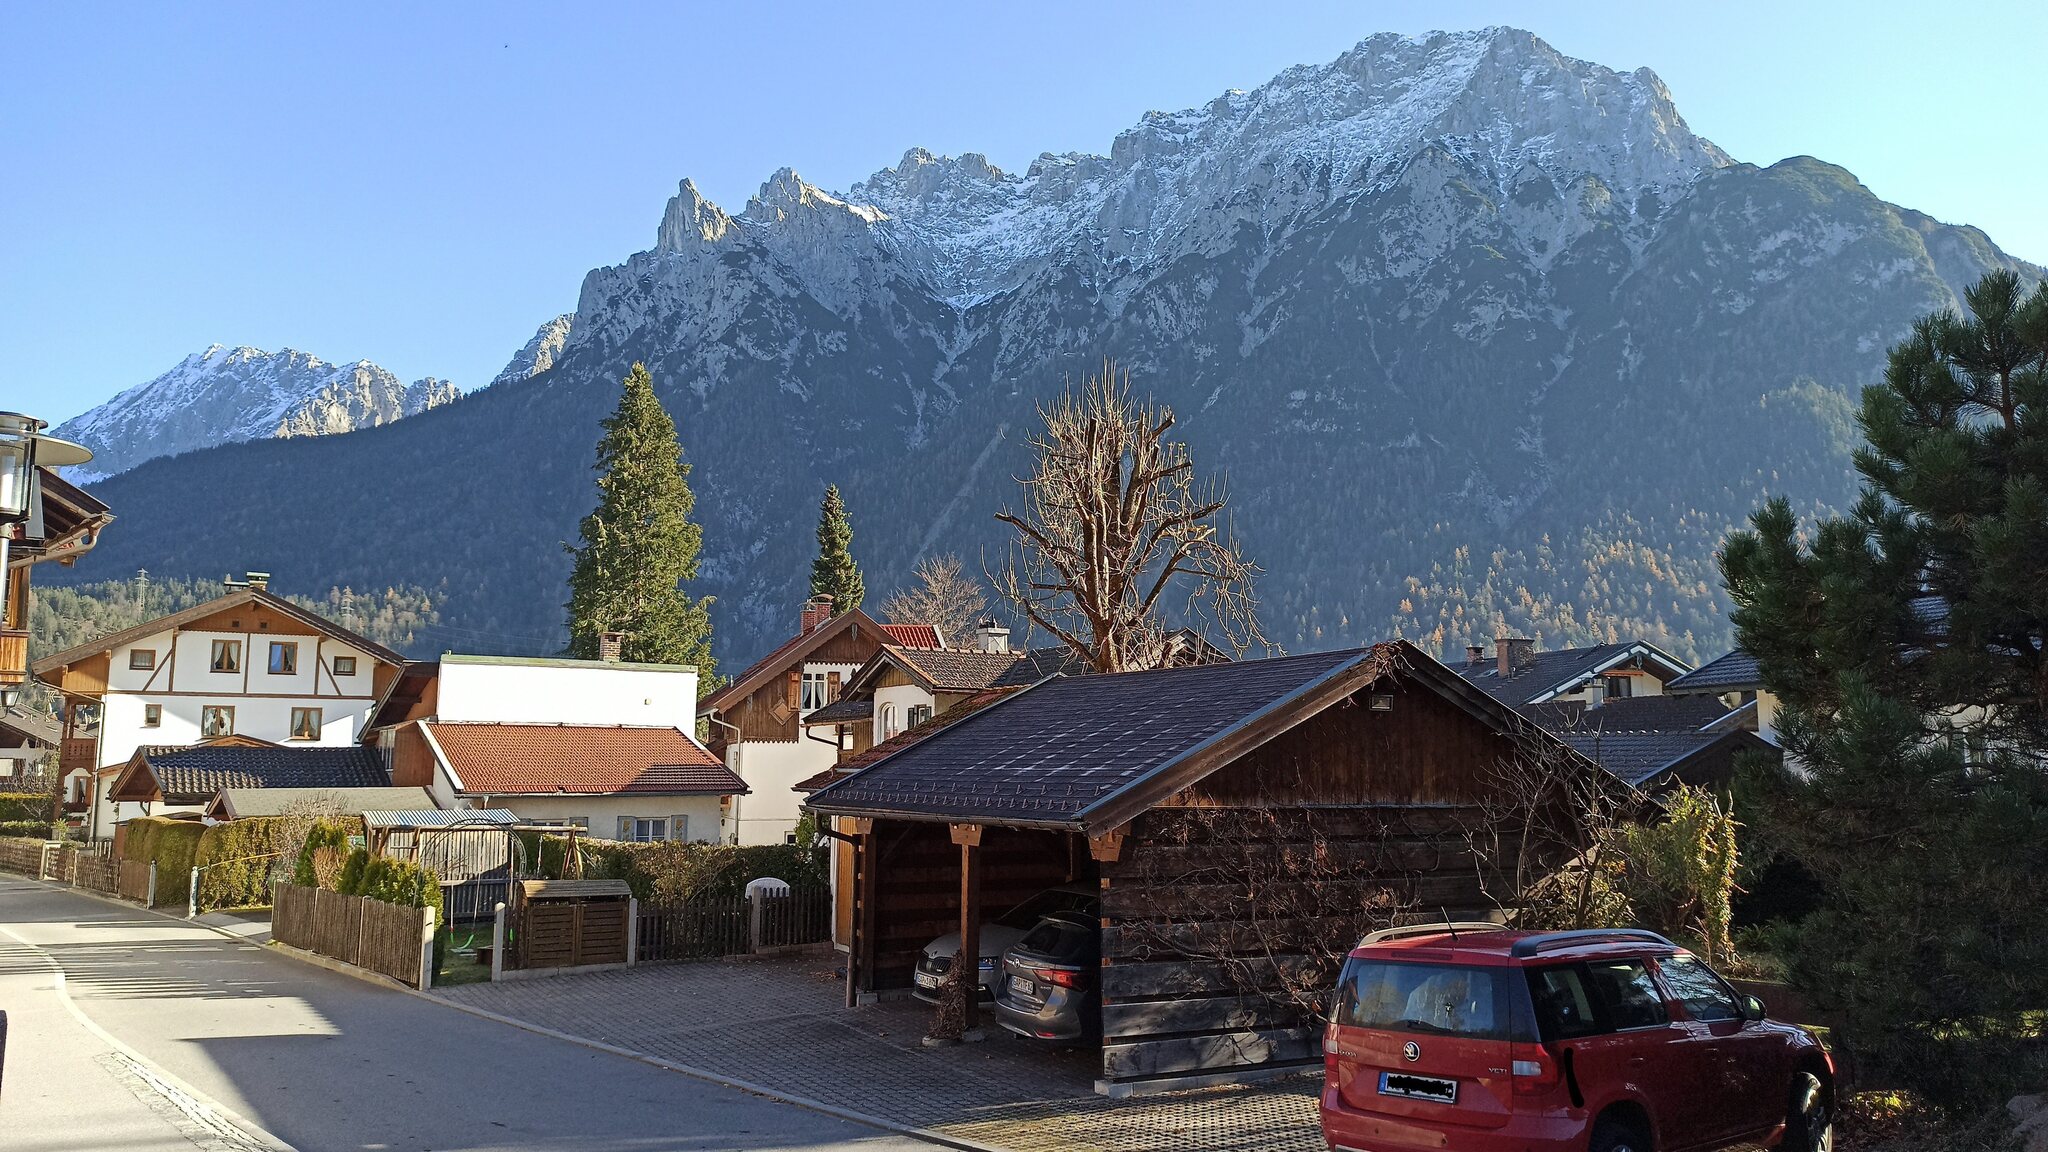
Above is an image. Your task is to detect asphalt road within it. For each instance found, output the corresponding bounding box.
[0,877,935,1152]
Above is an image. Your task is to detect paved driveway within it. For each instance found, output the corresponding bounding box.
[435,955,1324,1152]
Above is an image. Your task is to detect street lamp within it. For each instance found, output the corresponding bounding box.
[0,413,93,709]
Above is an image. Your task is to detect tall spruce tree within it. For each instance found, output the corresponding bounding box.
[809,484,863,615]
[1722,270,2048,1107]
[564,363,714,674]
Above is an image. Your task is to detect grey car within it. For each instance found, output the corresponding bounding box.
[911,884,1094,1004]
[992,911,1100,1043]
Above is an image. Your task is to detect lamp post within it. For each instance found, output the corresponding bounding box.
[0,412,94,709]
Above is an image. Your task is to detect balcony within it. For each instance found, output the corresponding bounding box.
[59,737,99,777]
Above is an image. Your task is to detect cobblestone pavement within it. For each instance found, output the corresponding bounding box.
[435,955,1325,1151]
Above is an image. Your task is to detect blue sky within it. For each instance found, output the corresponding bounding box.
[6,1,2043,425]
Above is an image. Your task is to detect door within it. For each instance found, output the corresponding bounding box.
[1657,953,1774,1145]
[1530,959,1695,1146]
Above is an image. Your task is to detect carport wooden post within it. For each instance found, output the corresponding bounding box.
[951,823,984,1036]
[846,819,875,1009]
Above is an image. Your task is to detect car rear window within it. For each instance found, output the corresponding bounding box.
[1331,960,1522,1040]
[1016,917,1093,961]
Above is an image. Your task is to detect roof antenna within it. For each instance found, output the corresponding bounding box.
[1441,908,1458,940]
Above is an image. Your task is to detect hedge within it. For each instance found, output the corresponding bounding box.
[0,820,58,840]
[514,835,827,904]
[292,820,354,887]
[0,792,49,823]
[119,817,207,906]
[332,847,444,966]
[193,818,308,912]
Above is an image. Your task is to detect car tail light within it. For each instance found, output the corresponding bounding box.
[1015,961,1086,988]
[1509,1043,1562,1097]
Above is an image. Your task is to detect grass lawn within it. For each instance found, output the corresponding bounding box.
[434,921,496,987]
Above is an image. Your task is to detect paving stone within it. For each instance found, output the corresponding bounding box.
[435,955,1324,1151]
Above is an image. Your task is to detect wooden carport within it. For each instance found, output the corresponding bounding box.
[806,641,1591,1095]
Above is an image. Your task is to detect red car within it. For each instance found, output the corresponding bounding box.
[1320,925,1834,1152]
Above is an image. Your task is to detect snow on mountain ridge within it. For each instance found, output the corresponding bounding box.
[53,344,459,482]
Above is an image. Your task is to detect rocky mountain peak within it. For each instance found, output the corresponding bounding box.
[655,178,734,251]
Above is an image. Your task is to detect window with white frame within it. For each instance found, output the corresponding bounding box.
[880,703,901,739]
[800,671,829,713]
[617,817,684,842]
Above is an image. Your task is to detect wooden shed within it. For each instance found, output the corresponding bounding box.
[805,641,1589,1095]
[514,878,632,970]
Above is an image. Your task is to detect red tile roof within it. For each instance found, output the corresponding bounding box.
[879,623,943,648]
[422,722,745,796]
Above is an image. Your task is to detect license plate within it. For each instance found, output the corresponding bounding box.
[1378,1071,1457,1103]
[913,971,941,990]
[1011,975,1037,997]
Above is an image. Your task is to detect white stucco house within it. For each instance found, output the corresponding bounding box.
[32,574,408,837]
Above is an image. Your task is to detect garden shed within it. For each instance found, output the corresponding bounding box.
[805,642,1588,1095]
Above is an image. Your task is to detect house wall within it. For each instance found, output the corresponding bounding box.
[726,739,837,845]
[471,794,725,843]
[870,682,935,744]
[435,659,699,728]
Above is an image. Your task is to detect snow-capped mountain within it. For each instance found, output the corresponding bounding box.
[61,27,2042,666]
[54,346,460,482]
[490,314,575,387]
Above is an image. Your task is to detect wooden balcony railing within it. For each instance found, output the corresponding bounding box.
[60,737,100,777]
[0,629,26,686]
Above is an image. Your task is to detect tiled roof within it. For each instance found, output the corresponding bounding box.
[1518,694,1733,733]
[129,743,391,804]
[1665,649,1764,693]
[422,722,744,796]
[0,706,60,748]
[808,648,1378,830]
[990,645,1091,687]
[803,696,872,725]
[891,646,1026,692]
[1548,728,1757,788]
[879,623,943,648]
[1455,641,1691,707]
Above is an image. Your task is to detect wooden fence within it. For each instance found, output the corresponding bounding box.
[118,859,154,904]
[634,885,830,964]
[69,849,119,895]
[273,883,434,988]
[0,837,50,878]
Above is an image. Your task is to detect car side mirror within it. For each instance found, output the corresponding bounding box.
[1742,995,1767,1022]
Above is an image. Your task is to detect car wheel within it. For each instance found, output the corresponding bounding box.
[1589,1114,1651,1152]
[1782,1071,1833,1151]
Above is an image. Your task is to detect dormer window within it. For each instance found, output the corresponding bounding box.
[1603,674,1634,700]
[908,704,933,728]
[880,703,901,739]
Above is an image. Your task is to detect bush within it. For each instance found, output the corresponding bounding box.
[119,817,207,906]
[292,820,354,887]
[194,817,335,912]
[529,836,827,904]
[1620,785,1740,964]
[334,847,370,896]
[0,792,49,823]
[0,821,57,840]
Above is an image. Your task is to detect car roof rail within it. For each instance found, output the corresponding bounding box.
[1358,922,1506,947]
[1507,929,1677,958]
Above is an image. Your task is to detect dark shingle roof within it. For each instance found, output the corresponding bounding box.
[990,645,1090,687]
[808,648,1374,830]
[1519,694,1733,733]
[803,696,872,725]
[139,744,391,803]
[1548,729,1750,788]
[1456,641,1691,706]
[892,647,1026,692]
[1665,649,1764,693]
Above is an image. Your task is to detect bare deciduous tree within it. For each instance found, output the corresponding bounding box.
[877,554,988,645]
[1459,726,1640,930]
[995,360,1264,673]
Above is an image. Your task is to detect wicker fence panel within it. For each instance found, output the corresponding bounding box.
[71,850,119,895]
[0,837,48,877]
[274,883,428,988]
[357,898,428,986]
[117,859,153,903]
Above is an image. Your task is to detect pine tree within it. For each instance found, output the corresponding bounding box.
[565,363,714,674]
[1721,270,2048,1107]
[809,484,863,615]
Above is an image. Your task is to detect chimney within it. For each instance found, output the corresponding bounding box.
[597,632,624,663]
[1497,637,1535,679]
[1465,644,1486,669]
[799,595,834,636]
[972,618,1010,654]
[245,571,271,592]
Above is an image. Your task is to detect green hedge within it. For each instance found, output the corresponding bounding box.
[119,817,207,906]
[193,817,342,912]
[514,835,826,904]
[0,792,49,823]
[292,820,354,887]
[0,820,57,840]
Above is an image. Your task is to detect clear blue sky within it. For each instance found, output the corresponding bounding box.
[6,1,2043,425]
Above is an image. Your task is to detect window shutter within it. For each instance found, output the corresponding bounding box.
[787,670,801,709]
[670,815,688,843]
[616,816,633,841]
[826,671,841,702]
